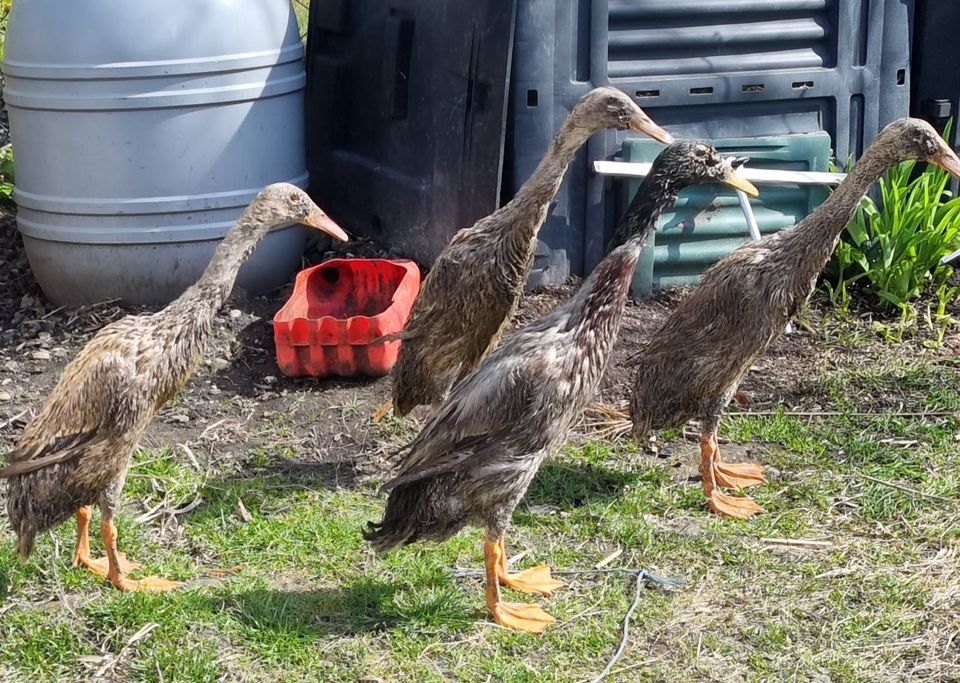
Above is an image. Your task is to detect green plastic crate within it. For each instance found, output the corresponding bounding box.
[621,132,832,296]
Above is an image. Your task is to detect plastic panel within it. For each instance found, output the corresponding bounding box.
[911,0,960,195]
[305,0,517,267]
[606,0,836,78]
[621,132,831,294]
[911,0,959,147]
[507,0,913,287]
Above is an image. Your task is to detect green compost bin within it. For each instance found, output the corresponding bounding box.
[622,132,832,296]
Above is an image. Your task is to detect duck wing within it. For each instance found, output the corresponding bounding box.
[383,327,556,490]
[0,328,148,478]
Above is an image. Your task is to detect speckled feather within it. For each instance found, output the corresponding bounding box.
[630,118,955,437]
[389,88,662,415]
[2,185,331,558]
[365,142,742,551]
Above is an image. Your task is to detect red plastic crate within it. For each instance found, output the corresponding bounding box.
[273,258,421,377]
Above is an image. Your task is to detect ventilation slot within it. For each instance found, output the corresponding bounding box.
[606,0,836,78]
[690,86,713,95]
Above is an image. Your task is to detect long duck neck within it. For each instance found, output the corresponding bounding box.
[159,199,280,366]
[570,168,679,350]
[144,201,279,401]
[605,162,683,253]
[500,116,596,251]
[169,201,278,318]
[786,142,898,275]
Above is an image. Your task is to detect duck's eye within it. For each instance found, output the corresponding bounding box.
[694,145,709,157]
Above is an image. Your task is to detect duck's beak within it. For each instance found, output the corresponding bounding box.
[931,140,960,180]
[722,166,760,197]
[303,209,349,242]
[628,112,674,145]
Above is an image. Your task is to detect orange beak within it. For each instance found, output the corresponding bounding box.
[303,209,349,242]
[932,140,960,180]
[628,113,674,145]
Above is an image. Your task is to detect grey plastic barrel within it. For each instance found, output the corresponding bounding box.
[3,0,309,306]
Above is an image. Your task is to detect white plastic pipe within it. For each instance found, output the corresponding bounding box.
[737,190,762,241]
[593,160,846,186]
[596,158,838,334]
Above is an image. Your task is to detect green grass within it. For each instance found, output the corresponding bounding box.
[292,0,309,41]
[1,338,959,680]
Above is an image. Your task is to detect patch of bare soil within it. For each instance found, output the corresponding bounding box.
[0,208,955,491]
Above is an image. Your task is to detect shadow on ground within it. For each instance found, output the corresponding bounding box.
[183,458,367,529]
[214,579,401,636]
[210,306,385,400]
[216,572,476,637]
[523,460,643,512]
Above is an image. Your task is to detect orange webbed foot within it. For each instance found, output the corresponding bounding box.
[707,490,764,519]
[73,552,141,578]
[109,574,182,592]
[499,565,565,597]
[713,460,766,490]
[491,601,556,633]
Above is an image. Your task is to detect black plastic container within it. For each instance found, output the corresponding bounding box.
[306,0,913,284]
[304,0,516,266]
[911,0,960,194]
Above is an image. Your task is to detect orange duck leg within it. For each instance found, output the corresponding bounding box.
[100,509,181,592]
[371,398,393,422]
[699,432,764,519]
[483,537,557,633]
[72,506,141,577]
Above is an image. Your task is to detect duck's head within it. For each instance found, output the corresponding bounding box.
[873,118,960,178]
[254,184,349,241]
[650,140,759,197]
[571,87,674,144]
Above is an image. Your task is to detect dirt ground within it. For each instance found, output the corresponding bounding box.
[0,206,957,490]
[3,201,960,682]
[0,219,746,473]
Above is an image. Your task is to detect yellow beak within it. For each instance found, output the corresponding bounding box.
[723,169,760,197]
[303,209,349,242]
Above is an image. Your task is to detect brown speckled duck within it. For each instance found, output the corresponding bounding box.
[365,141,757,633]
[376,87,673,419]
[629,118,960,519]
[1,184,347,591]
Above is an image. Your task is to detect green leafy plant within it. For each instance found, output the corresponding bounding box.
[0,0,14,204]
[826,131,960,315]
[0,0,11,64]
[0,144,13,202]
[292,0,309,41]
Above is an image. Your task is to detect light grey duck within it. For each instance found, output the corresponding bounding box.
[1,184,348,591]
[364,141,758,632]
[629,118,960,519]
[376,87,674,419]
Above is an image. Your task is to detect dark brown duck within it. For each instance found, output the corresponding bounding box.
[378,87,674,419]
[364,141,757,633]
[1,184,348,591]
[629,118,960,519]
